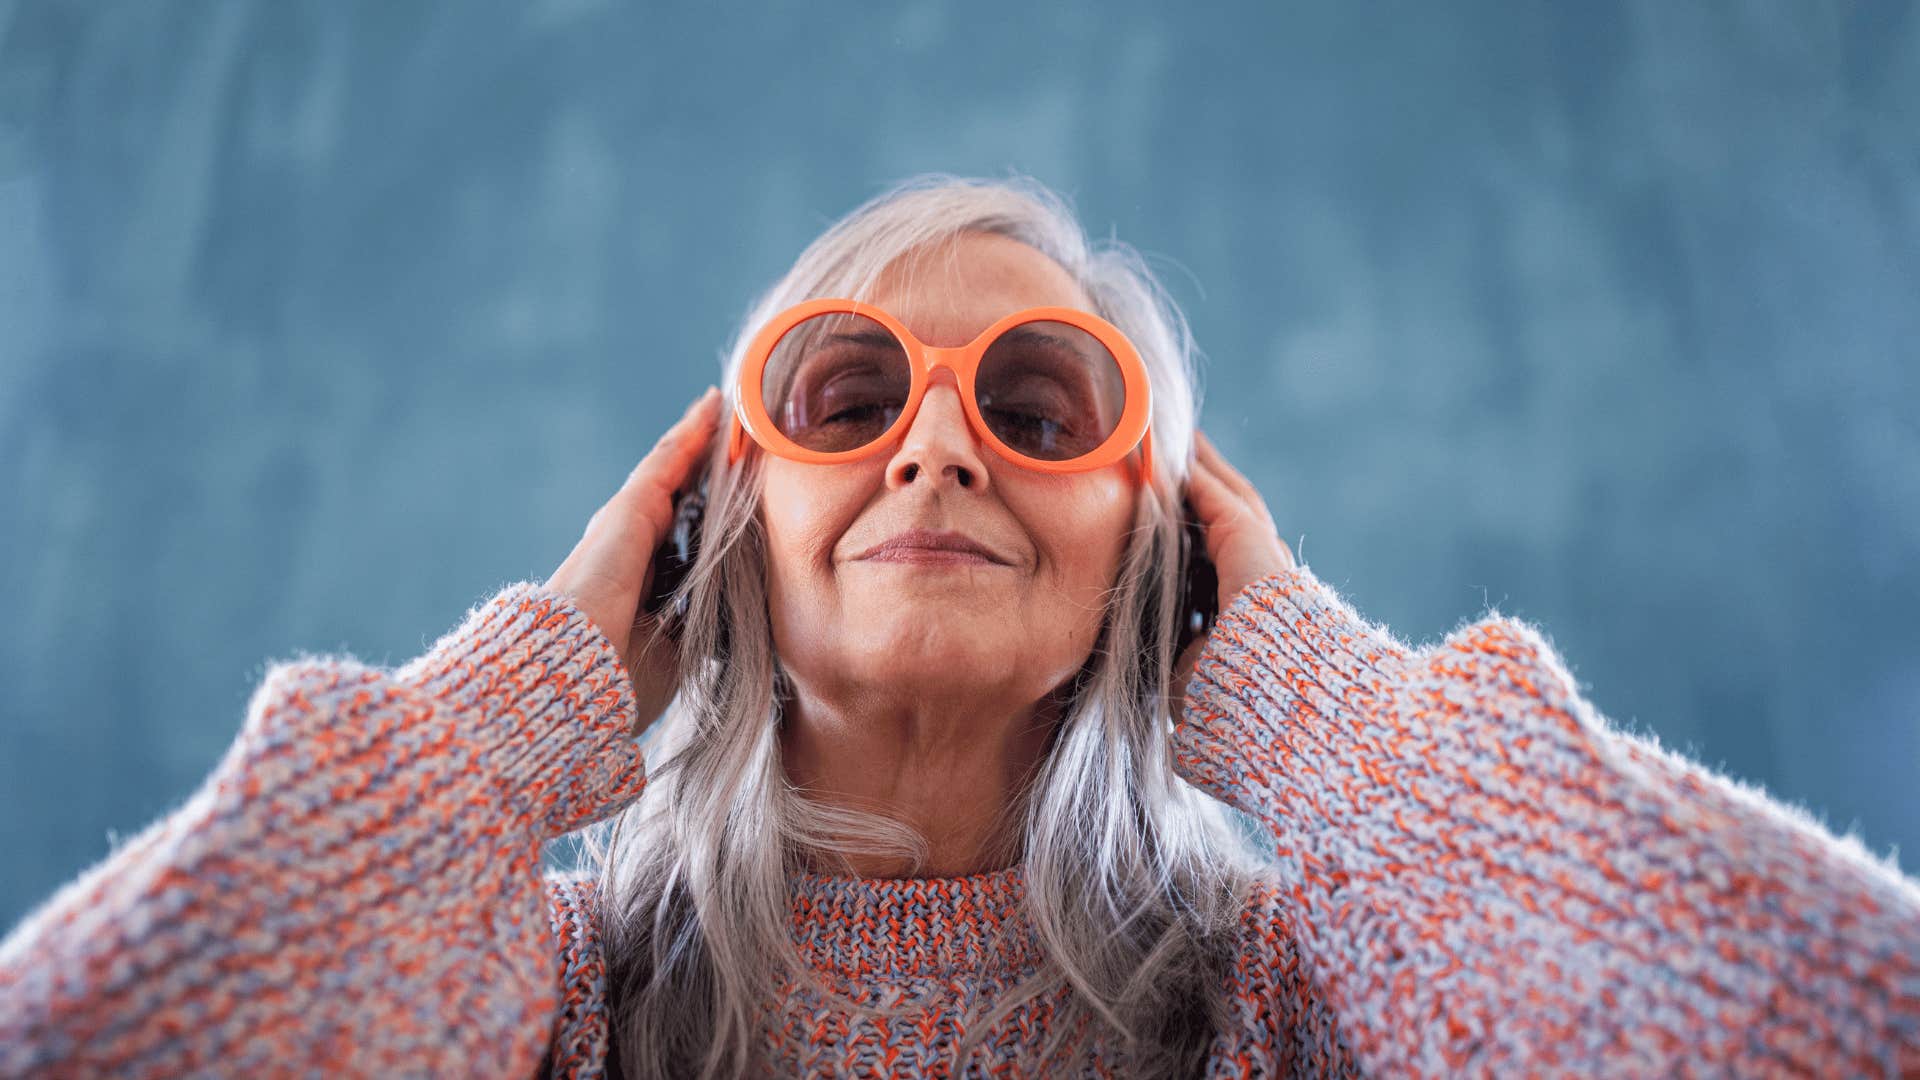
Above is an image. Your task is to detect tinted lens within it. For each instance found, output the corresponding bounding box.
[976,320,1127,461]
[761,312,911,454]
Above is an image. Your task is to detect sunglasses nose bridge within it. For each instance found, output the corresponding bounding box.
[914,344,978,407]
[919,343,973,373]
[898,346,982,446]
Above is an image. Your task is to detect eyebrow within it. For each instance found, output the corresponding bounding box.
[825,330,904,349]
[995,326,1085,354]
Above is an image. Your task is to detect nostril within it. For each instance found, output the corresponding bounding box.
[899,462,974,486]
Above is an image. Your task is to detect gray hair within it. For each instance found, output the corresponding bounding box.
[576,173,1266,1079]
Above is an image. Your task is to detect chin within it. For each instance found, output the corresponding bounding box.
[853,616,1006,662]
[843,576,1022,615]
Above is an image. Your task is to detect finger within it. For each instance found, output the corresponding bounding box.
[572,389,718,564]
[1193,430,1263,505]
[1187,434,1254,524]
[1198,428,1259,503]
[619,388,722,523]
[1190,430,1244,502]
[1182,452,1246,534]
[1191,438,1284,551]
[628,387,721,491]
[1195,432,1284,542]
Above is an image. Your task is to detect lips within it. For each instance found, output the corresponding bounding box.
[853,528,1009,565]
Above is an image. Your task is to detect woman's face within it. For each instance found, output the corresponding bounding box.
[759,231,1138,711]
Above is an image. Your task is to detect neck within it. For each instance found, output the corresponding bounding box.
[777,682,1063,878]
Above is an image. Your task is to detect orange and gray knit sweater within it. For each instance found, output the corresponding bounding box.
[2,563,1917,1076]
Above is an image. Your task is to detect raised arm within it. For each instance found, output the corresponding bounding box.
[1175,561,1920,1076]
[0,582,646,1077]
[1,386,721,1078]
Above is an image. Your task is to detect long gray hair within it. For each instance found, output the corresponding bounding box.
[575,174,1266,1079]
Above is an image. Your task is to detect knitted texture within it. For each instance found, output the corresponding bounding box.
[0,584,645,1076]
[3,564,1917,1077]
[1178,568,1920,1076]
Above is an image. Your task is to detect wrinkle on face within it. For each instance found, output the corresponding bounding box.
[756,230,1138,875]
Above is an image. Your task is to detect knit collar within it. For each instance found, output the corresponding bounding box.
[785,862,1043,979]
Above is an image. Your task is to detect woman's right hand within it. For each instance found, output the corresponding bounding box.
[545,385,723,735]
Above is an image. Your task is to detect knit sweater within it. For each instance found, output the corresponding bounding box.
[2,564,1916,1077]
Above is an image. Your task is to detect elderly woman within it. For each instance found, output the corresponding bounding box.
[3,175,1916,1078]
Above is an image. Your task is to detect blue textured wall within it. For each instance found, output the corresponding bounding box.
[3,1,1916,925]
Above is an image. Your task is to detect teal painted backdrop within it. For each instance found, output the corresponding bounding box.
[3,1,1917,924]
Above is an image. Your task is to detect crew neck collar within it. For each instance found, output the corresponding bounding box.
[785,863,1042,978]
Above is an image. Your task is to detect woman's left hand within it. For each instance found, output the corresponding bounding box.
[1172,429,1297,716]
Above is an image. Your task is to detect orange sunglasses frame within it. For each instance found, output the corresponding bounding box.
[726,298,1155,486]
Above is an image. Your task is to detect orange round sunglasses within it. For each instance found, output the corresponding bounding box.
[726,298,1155,486]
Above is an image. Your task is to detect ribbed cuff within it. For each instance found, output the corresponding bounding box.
[0,582,650,1075]
[1167,564,1635,907]
[215,581,647,846]
[391,581,646,838]
[1174,563,1423,818]
[1173,562,1920,1074]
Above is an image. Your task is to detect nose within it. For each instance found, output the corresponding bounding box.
[885,366,991,491]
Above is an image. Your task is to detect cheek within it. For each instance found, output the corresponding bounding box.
[1020,474,1135,603]
[758,463,864,607]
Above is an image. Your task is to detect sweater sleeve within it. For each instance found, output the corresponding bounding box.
[0,582,646,1078]
[543,873,616,1080]
[1175,563,1920,1077]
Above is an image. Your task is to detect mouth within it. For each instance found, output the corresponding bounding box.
[852,528,1011,566]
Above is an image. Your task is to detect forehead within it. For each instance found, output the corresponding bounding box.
[865,231,1096,348]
